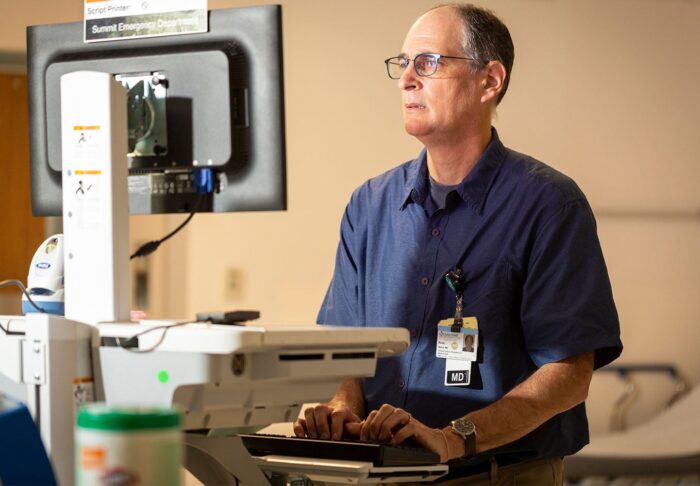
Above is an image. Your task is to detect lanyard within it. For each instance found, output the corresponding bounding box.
[444,268,466,333]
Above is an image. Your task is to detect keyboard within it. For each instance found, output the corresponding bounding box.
[239,433,441,467]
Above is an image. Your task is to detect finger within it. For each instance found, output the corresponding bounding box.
[330,409,355,441]
[391,421,417,446]
[344,421,362,439]
[293,418,308,437]
[330,411,344,441]
[313,405,332,439]
[368,404,396,441]
[370,404,405,442]
[361,411,378,442]
[304,407,319,438]
[377,409,411,442]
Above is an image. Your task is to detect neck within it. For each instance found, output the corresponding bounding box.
[426,125,492,185]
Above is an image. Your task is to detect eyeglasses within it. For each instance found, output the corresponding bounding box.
[384,53,479,79]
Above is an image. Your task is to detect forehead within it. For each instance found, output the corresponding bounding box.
[401,7,463,55]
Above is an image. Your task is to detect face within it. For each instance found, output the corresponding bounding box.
[398,8,485,144]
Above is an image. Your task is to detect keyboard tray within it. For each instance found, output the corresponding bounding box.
[239,433,441,467]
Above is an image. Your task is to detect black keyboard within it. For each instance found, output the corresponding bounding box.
[239,433,440,467]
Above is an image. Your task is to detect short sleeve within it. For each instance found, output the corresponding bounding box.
[317,191,366,326]
[521,198,622,369]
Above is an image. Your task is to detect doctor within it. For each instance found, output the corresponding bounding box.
[295,4,622,484]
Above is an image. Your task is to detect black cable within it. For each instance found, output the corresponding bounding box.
[130,195,205,260]
[0,320,24,336]
[119,320,191,353]
[129,213,195,260]
[0,279,47,313]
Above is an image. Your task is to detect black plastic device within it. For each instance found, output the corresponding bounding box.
[195,310,260,325]
[239,433,441,467]
[27,5,286,216]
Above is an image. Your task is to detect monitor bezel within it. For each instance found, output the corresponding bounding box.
[27,5,287,216]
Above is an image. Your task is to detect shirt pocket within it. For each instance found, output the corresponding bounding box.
[460,258,526,359]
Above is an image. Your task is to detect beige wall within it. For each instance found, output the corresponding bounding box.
[2,0,699,432]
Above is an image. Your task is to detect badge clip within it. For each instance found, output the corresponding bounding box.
[444,270,465,293]
[445,269,465,331]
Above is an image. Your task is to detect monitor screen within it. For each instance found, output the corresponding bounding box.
[27,5,286,216]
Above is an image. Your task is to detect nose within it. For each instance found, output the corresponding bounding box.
[398,60,420,91]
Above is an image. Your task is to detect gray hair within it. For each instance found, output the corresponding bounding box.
[432,3,515,104]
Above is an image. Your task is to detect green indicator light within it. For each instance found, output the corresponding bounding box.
[157,370,170,384]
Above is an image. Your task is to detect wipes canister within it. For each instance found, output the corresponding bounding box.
[76,405,182,486]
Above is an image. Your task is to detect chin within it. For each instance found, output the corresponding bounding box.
[404,121,431,139]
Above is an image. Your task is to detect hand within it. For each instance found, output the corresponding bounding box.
[345,404,456,463]
[293,403,361,440]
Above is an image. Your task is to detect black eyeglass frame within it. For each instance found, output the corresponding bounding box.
[384,53,481,79]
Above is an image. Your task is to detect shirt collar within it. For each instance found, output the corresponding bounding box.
[401,148,430,209]
[400,128,506,215]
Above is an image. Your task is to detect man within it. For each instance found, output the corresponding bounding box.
[294,4,622,484]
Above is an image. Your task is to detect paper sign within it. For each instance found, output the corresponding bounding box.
[84,0,207,43]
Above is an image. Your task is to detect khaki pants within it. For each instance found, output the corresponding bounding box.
[436,457,563,486]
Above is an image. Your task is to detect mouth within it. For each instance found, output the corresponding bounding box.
[404,103,426,111]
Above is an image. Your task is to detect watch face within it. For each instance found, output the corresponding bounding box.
[453,418,476,436]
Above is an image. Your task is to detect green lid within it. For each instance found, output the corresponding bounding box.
[77,404,180,431]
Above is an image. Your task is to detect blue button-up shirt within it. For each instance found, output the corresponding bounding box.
[318,129,622,463]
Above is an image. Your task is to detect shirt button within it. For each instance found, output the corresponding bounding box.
[420,277,429,286]
[398,378,406,389]
[431,227,441,237]
[410,328,417,338]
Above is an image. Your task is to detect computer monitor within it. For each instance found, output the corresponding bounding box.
[27,5,286,216]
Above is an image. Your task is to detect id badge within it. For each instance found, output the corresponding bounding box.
[445,358,471,386]
[435,317,478,361]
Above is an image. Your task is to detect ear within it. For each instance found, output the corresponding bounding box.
[480,61,507,104]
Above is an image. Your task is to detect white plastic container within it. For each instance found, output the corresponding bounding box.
[75,405,182,485]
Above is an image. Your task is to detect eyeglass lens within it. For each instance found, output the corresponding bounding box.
[387,54,439,79]
[414,55,438,76]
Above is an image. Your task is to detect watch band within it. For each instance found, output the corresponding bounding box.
[450,418,477,458]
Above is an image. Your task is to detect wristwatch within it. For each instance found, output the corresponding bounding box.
[449,417,477,458]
